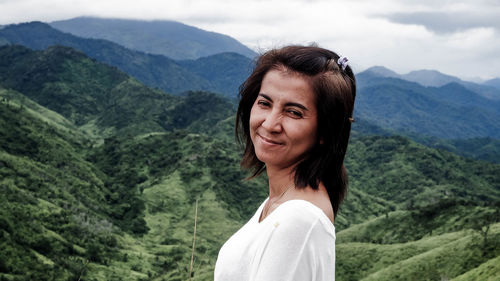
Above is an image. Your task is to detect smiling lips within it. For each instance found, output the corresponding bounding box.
[257,133,284,146]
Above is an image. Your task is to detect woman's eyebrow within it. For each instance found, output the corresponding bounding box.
[258,93,272,102]
[259,93,308,111]
[285,102,308,111]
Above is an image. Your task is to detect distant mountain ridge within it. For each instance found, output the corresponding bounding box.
[0,21,252,97]
[403,69,461,87]
[356,71,500,139]
[50,17,257,60]
[484,78,500,90]
[364,66,500,100]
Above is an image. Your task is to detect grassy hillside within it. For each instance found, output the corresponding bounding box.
[0,91,259,280]
[336,203,499,280]
[1,90,118,280]
[337,223,500,281]
[1,43,499,280]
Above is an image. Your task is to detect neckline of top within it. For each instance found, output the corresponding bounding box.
[256,198,335,228]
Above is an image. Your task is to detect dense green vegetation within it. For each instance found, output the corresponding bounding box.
[1,90,119,280]
[416,136,500,163]
[0,42,499,280]
[352,117,500,163]
[346,136,500,206]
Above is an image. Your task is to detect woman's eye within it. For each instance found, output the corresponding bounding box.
[288,110,303,118]
[257,100,270,107]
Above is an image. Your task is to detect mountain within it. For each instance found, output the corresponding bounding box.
[404,70,500,101]
[401,133,500,164]
[362,66,460,87]
[351,117,500,163]
[484,78,500,90]
[50,17,257,60]
[362,66,400,78]
[345,135,500,206]
[402,69,461,87]
[177,52,253,99]
[356,71,500,139]
[0,22,252,97]
[363,66,500,100]
[0,45,238,139]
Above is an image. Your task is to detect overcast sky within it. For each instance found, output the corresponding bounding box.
[1,0,499,80]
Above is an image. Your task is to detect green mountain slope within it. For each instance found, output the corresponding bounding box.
[336,205,499,281]
[0,45,236,139]
[346,136,500,206]
[408,134,500,163]
[337,223,500,281]
[50,17,257,60]
[452,255,500,281]
[0,87,256,280]
[1,43,499,280]
[0,90,119,280]
[352,118,500,163]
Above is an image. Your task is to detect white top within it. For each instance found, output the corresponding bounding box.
[214,199,336,281]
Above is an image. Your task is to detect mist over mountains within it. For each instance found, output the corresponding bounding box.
[0,17,499,281]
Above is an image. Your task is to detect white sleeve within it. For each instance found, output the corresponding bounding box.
[250,212,336,281]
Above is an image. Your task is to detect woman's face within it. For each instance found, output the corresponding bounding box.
[250,68,318,170]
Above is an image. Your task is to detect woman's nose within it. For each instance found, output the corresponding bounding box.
[261,110,283,133]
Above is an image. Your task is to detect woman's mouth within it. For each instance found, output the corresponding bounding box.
[257,134,283,145]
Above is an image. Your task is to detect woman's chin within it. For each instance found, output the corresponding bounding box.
[256,154,296,170]
[255,153,279,166]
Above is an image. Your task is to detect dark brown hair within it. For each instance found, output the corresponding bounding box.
[236,45,356,216]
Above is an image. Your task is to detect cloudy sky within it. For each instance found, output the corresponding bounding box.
[1,0,499,80]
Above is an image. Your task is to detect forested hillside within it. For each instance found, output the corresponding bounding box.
[0,37,499,280]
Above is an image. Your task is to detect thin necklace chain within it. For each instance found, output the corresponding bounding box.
[261,184,294,220]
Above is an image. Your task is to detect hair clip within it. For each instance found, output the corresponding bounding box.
[349,117,355,123]
[337,56,349,71]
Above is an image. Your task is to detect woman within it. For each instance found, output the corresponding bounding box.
[214,45,356,281]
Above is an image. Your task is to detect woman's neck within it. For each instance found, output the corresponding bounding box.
[266,165,296,198]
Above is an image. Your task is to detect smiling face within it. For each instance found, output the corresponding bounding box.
[249,68,319,171]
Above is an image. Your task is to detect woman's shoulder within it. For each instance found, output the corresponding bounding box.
[289,184,335,223]
[272,199,335,235]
